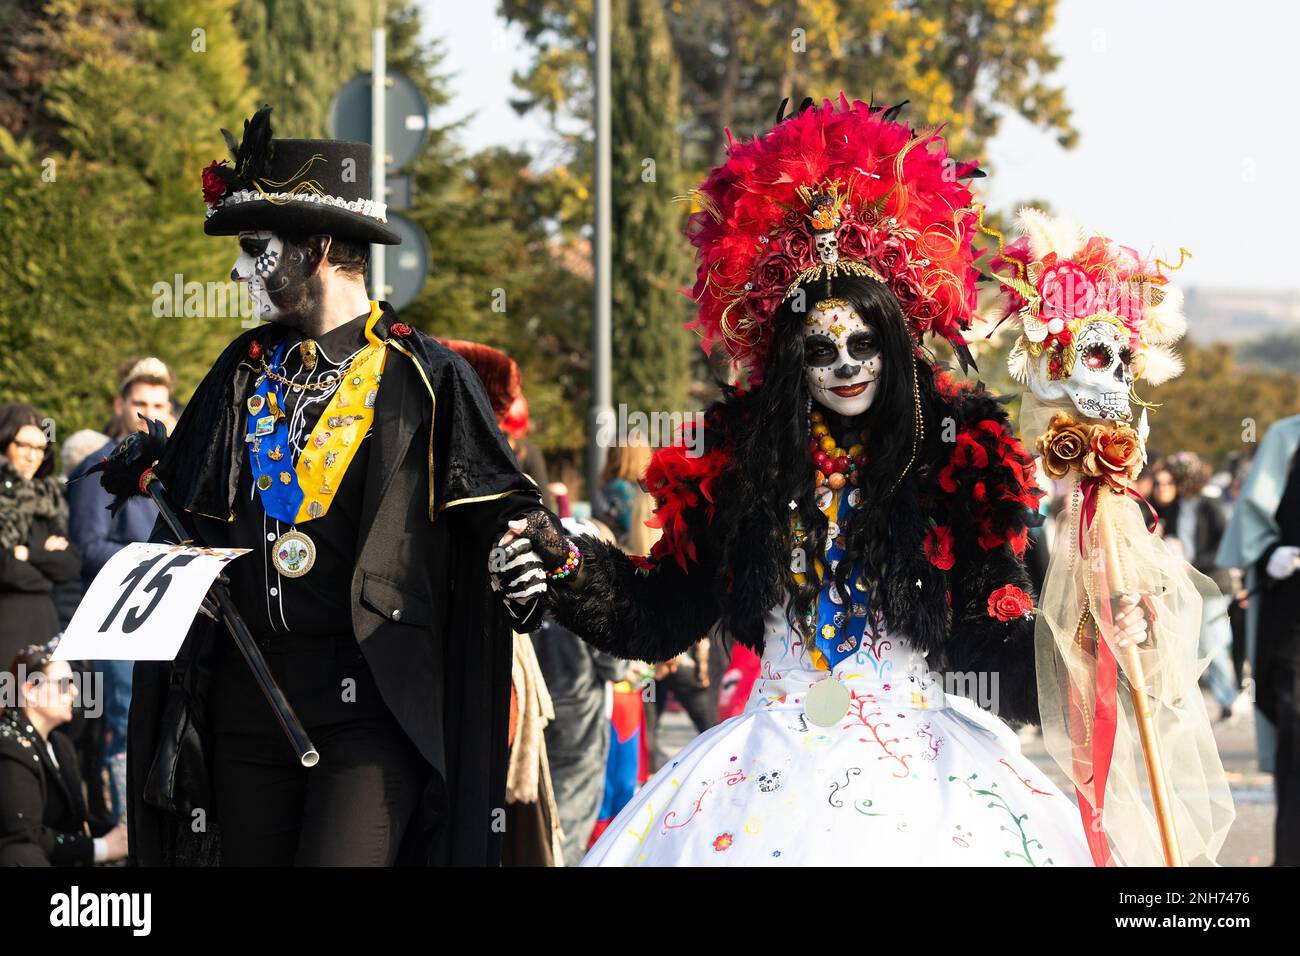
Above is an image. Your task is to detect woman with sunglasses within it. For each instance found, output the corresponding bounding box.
[0,642,127,866]
[0,403,82,667]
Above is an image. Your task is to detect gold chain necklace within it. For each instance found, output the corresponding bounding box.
[259,355,356,392]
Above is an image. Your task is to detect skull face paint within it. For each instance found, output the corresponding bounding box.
[232,231,284,322]
[231,231,325,329]
[1029,317,1135,422]
[803,301,882,417]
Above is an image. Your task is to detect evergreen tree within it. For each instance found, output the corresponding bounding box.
[234,0,376,137]
[0,0,255,433]
[608,0,691,414]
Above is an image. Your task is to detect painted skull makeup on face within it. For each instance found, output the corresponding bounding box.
[803,300,882,417]
[231,231,325,328]
[232,231,284,322]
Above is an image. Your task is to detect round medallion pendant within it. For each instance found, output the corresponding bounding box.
[805,676,850,727]
[272,530,316,578]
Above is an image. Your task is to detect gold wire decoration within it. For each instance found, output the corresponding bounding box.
[252,154,328,205]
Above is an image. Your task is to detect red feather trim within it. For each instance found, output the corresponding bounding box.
[642,430,732,572]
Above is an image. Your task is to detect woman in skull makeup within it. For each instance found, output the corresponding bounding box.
[496,97,1146,865]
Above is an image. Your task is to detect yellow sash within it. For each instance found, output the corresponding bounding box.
[293,301,388,524]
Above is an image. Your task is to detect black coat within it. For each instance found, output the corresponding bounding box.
[0,709,110,866]
[127,305,542,866]
[0,511,81,667]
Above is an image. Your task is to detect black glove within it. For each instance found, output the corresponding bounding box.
[503,507,570,570]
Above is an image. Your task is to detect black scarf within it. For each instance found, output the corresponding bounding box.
[0,460,67,550]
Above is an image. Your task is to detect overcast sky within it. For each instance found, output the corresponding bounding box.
[422,0,1297,293]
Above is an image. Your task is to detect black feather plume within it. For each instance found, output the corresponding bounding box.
[882,100,910,123]
[234,105,275,185]
[86,416,169,515]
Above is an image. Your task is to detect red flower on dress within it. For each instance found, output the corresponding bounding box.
[390,322,412,338]
[712,832,734,852]
[202,160,230,206]
[628,554,657,573]
[987,584,1034,622]
[247,340,263,361]
[922,525,955,571]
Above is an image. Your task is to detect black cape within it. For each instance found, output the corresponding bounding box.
[126,303,541,866]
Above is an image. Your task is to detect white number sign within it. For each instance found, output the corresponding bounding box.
[55,542,250,662]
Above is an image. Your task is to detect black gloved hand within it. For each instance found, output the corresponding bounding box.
[501,507,570,570]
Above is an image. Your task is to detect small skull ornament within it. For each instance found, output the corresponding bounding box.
[1029,318,1134,422]
[814,230,840,265]
[757,770,783,793]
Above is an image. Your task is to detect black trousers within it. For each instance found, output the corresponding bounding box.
[212,715,428,866]
[1274,663,1300,867]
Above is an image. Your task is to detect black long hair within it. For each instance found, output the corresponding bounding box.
[707,276,948,647]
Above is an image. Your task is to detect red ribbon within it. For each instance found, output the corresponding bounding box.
[1068,478,1129,866]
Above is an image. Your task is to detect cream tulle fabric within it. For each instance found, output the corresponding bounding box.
[1022,395,1234,866]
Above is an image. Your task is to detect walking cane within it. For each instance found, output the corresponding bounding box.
[89,418,319,768]
[1098,489,1183,866]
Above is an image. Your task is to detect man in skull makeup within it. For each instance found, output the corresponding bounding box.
[126,107,559,866]
[492,97,1150,865]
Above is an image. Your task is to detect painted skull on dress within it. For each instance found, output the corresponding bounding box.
[1028,317,1134,422]
[232,230,325,328]
[803,301,882,417]
[757,770,783,793]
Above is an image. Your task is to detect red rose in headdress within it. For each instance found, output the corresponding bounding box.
[837,221,879,262]
[1039,262,1097,320]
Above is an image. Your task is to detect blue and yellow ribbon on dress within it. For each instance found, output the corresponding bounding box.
[791,485,872,672]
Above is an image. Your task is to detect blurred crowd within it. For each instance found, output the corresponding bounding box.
[4,346,1298,866]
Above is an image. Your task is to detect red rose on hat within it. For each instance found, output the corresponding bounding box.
[202,160,231,206]
[987,584,1034,622]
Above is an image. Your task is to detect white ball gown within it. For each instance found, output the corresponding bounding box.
[581,603,1095,867]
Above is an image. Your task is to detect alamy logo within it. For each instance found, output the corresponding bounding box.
[49,886,151,936]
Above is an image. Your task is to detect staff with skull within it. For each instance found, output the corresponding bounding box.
[990,209,1235,866]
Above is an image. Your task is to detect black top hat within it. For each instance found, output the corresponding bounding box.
[202,106,401,246]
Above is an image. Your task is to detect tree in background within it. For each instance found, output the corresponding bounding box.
[0,0,254,433]
[609,0,691,412]
[234,0,376,138]
[505,0,1076,169]
[1144,340,1300,469]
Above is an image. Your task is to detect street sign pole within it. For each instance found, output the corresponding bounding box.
[589,0,613,506]
[370,3,387,302]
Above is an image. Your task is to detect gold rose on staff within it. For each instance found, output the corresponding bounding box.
[1035,412,1143,492]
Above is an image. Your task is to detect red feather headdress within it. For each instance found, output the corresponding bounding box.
[687,94,986,382]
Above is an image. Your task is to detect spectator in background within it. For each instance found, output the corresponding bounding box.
[597,436,657,556]
[0,403,81,666]
[1218,414,1300,864]
[596,435,717,768]
[60,430,110,480]
[66,356,177,826]
[1156,453,1246,720]
[0,642,126,866]
[532,516,628,866]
